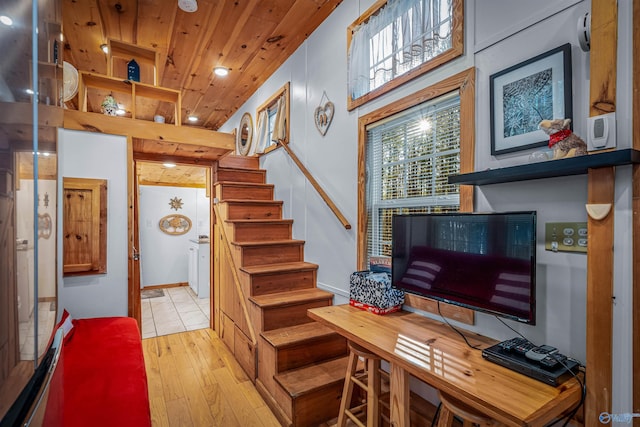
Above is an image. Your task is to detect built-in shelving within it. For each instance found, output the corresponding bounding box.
[449,149,640,185]
[78,71,181,125]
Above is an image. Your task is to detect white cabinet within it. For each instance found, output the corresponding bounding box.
[188,240,210,298]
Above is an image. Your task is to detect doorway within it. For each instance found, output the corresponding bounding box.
[134,160,212,338]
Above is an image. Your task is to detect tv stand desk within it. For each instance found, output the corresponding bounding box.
[308,305,582,427]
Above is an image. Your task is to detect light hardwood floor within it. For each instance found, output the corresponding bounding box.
[142,328,280,427]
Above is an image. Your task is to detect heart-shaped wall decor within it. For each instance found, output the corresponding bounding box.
[314,101,334,136]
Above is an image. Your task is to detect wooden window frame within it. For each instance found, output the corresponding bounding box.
[63,177,107,276]
[357,67,475,322]
[256,82,290,155]
[347,0,464,111]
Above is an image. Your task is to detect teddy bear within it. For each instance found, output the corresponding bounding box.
[538,118,587,159]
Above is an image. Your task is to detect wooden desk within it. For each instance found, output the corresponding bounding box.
[308,305,582,427]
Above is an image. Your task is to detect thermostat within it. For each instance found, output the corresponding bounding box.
[587,112,616,152]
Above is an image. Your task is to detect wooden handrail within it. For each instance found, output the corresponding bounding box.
[212,200,257,345]
[278,142,351,230]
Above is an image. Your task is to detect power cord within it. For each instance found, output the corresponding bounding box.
[494,316,587,427]
[431,402,442,427]
[437,301,481,350]
[494,315,529,341]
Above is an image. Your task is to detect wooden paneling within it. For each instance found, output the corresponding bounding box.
[63,0,344,129]
[63,109,234,155]
[62,177,107,275]
[0,195,17,412]
[585,1,617,424]
[136,162,207,188]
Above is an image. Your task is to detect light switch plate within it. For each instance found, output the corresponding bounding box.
[545,222,587,253]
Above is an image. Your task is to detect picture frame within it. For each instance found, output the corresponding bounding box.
[490,43,572,155]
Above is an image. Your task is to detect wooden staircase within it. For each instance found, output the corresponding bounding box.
[213,155,349,427]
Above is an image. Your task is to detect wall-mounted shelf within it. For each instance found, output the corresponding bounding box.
[449,149,640,185]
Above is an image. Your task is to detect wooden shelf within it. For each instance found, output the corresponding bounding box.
[449,149,640,185]
[108,39,159,85]
[78,71,181,125]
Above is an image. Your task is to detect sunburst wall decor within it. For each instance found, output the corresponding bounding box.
[169,196,184,211]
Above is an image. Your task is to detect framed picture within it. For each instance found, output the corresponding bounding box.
[490,43,572,155]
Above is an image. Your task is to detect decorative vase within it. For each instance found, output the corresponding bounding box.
[101,95,118,116]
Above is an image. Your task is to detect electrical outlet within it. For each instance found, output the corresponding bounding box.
[545,222,587,253]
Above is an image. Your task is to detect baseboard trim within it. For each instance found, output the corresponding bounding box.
[142,282,188,290]
[255,379,292,427]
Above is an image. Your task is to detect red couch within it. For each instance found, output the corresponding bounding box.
[44,316,151,427]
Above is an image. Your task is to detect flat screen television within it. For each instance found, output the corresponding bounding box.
[391,211,536,324]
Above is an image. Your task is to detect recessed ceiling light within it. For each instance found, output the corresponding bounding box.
[178,0,198,12]
[100,43,109,54]
[163,162,177,168]
[213,66,229,77]
[187,115,198,122]
[0,16,13,26]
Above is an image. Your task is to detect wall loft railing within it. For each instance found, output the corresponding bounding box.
[278,142,351,230]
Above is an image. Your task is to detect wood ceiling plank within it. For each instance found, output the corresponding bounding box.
[62,0,108,74]
[97,0,138,44]
[63,0,344,130]
[136,0,178,82]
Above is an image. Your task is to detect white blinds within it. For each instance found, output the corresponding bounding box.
[365,92,460,263]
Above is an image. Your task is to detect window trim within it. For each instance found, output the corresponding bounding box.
[357,67,475,270]
[347,0,464,111]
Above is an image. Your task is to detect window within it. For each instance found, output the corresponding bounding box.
[254,82,290,154]
[366,93,460,261]
[348,0,463,110]
[358,68,475,269]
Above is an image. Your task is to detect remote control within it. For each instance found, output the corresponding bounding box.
[540,353,567,369]
[525,344,558,362]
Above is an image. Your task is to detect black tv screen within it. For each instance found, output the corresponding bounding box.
[392,212,536,324]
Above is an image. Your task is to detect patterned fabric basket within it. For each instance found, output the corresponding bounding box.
[349,270,404,315]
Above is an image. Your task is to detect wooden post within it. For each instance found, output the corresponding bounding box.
[586,1,617,425]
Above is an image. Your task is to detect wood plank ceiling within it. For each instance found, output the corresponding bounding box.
[62,0,343,130]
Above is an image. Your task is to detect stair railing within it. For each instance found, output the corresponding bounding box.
[212,199,257,346]
[278,142,351,230]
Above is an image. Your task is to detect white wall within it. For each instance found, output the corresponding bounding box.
[139,185,209,287]
[57,129,128,318]
[219,0,634,410]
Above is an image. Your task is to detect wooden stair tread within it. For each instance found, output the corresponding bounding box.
[225,218,293,225]
[249,288,333,308]
[231,239,304,247]
[214,181,274,188]
[219,199,283,205]
[261,322,339,348]
[274,356,349,398]
[240,261,318,275]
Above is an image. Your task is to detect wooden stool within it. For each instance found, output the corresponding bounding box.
[337,342,383,427]
[437,391,502,427]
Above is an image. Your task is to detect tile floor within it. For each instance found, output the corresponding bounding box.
[19,301,57,360]
[141,286,210,339]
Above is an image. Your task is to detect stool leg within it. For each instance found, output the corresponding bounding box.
[437,405,455,427]
[367,358,381,427]
[338,352,359,427]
